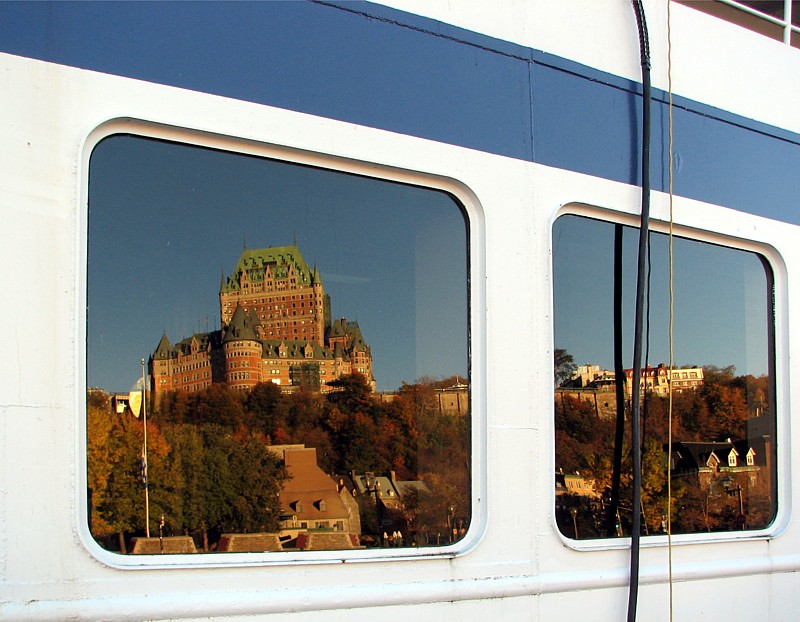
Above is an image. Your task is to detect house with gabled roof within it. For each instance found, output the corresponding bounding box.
[271,445,361,547]
[669,438,765,488]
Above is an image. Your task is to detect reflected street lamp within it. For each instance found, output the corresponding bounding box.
[721,475,746,529]
[447,504,456,543]
[364,473,384,546]
[141,358,151,538]
[570,507,579,539]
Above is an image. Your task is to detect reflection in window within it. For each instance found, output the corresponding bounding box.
[87,135,470,555]
[553,214,776,539]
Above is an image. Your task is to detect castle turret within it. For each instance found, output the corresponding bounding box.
[222,305,263,392]
[150,333,174,396]
[219,244,324,344]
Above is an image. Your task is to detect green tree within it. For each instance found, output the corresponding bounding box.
[326,372,375,415]
[142,421,184,538]
[198,423,234,533]
[225,434,289,532]
[555,348,577,386]
[162,423,205,542]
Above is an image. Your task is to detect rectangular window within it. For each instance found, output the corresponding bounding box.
[553,213,776,539]
[86,134,470,557]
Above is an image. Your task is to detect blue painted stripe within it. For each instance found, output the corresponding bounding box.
[1,1,799,225]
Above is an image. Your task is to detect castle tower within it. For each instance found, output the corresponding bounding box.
[150,333,174,396]
[326,317,375,389]
[311,264,327,347]
[154,242,373,396]
[222,305,263,392]
[219,245,326,345]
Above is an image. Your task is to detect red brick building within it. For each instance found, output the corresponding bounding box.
[150,244,374,398]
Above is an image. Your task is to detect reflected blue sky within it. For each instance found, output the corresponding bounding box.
[3,1,800,228]
[88,136,468,393]
[553,215,770,377]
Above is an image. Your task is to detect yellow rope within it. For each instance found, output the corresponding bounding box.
[666,1,675,620]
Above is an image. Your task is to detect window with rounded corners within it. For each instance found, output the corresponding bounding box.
[86,133,471,558]
[553,213,776,540]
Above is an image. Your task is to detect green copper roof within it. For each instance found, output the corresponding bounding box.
[221,244,315,294]
[261,339,333,360]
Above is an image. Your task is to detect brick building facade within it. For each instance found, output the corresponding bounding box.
[150,244,374,398]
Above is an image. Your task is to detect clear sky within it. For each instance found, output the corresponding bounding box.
[553,215,771,378]
[87,135,468,393]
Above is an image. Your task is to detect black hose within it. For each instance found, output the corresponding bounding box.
[609,224,625,538]
[628,1,651,621]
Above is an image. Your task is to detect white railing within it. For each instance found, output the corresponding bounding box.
[717,0,799,45]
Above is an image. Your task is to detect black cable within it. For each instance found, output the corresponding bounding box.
[609,224,625,538]
[641,234,652,482]
[628,1,651,621]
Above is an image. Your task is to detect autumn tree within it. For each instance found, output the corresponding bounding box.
[192,383,246,430]
[88,402,148,552]
[246,381,288,438]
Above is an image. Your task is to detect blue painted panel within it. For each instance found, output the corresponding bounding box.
[1,1,799,225]
[531,64,646,188]
[669,104,800,224]
[0,1,532,160]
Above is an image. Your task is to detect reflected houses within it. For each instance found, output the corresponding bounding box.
[624,364,705,397]
[270,445,362,550]
[559,363,705,396]
[268,447,436,549]
[149,244,374,400]
[555,471,600,498]
[669,439,764,479]
[555,360,775,537]
[668,433,773,531]
[556,363,705,421]
[554,470,604,539]
[350,471,435,546]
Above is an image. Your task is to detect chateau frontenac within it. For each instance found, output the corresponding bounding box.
[149,244,374,397]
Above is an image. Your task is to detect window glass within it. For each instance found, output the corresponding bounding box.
[553,214,776,539]
[87,135,470,555]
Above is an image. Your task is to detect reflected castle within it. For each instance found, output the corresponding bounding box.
[149,244,374,397]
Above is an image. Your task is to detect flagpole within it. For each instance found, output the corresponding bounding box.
[141,358,151,538]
